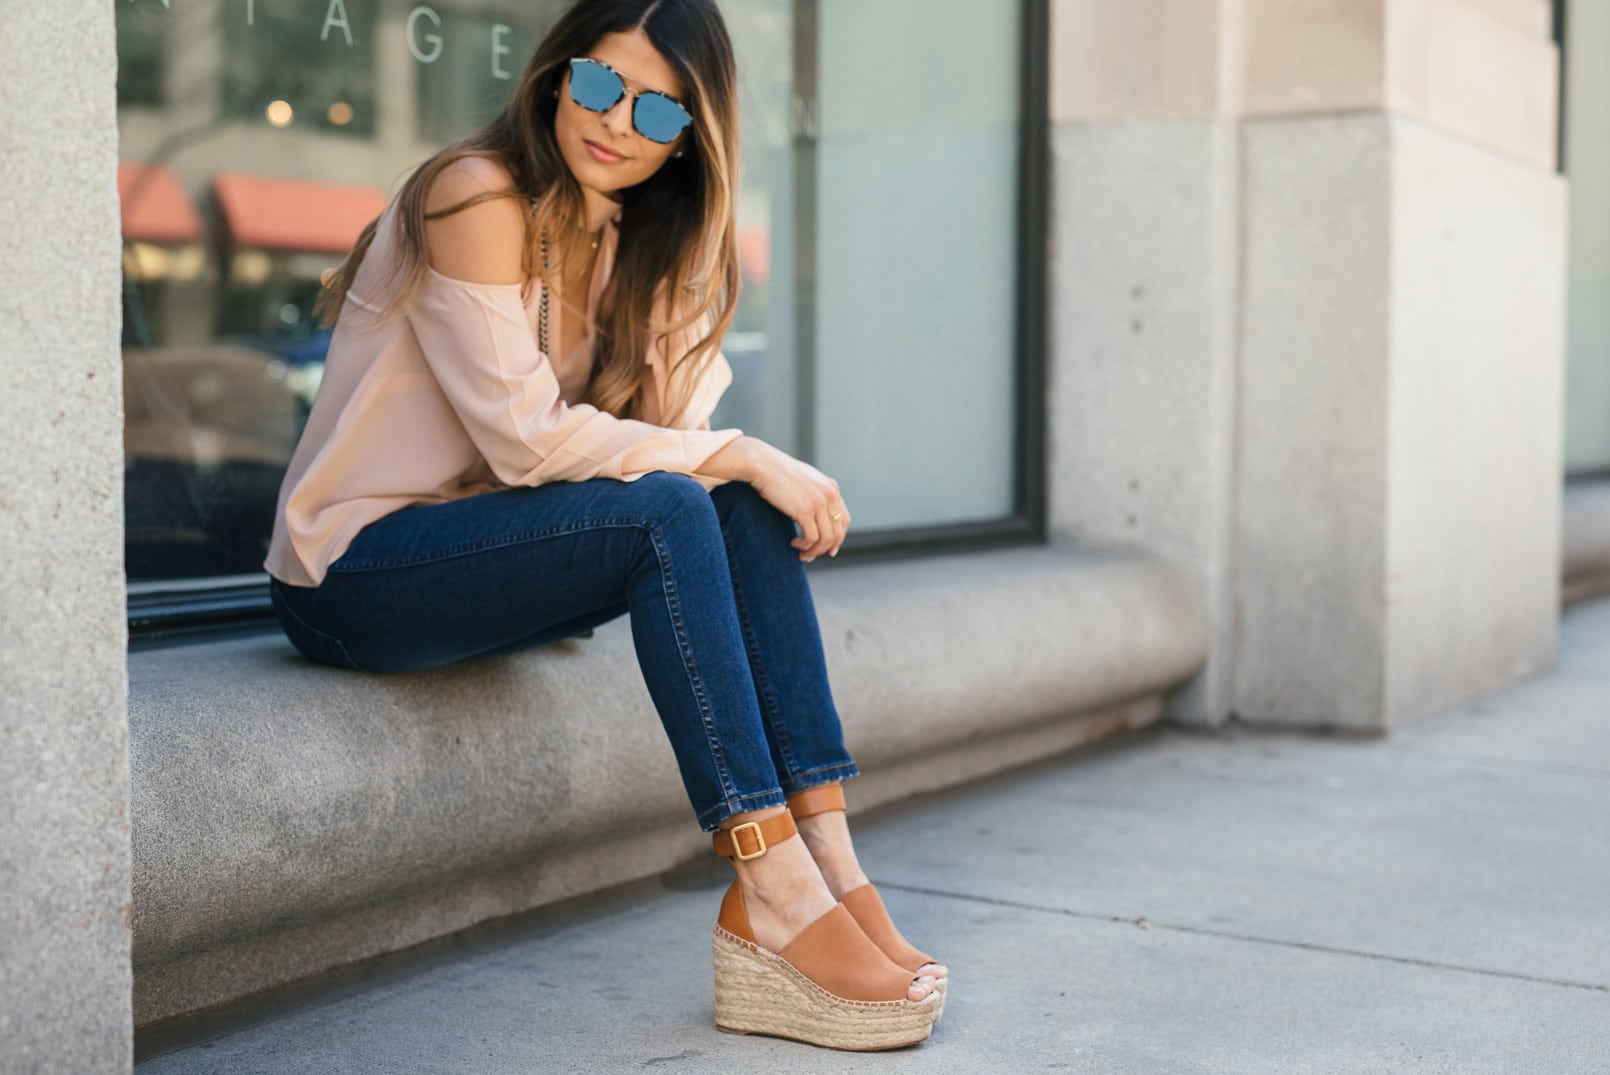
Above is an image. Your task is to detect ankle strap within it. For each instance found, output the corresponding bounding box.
[785,782,846,819]
[712,810,797,861]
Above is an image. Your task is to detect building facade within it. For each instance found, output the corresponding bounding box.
[2,0,1602,1070]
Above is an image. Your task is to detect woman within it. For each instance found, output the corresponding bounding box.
[262,0,946,1052]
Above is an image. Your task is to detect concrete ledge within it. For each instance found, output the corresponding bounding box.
[1564,479,1610,606]
[129,546,1207,1025]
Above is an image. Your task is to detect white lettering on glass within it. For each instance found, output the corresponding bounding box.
[322,0,354,47]
[491,24,513,80]
[407,7,444,64]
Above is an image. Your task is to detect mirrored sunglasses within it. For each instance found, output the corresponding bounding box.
[567,57,693,146]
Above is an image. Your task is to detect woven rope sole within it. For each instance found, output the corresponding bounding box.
[711,926,941,1051]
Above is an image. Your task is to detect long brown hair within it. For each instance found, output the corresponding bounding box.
[317,0,740,424]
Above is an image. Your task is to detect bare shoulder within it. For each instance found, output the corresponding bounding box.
[425,154,516,213]
[422,155,527,285]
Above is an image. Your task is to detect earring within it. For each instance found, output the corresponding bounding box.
[552,89,559,100]
[673,149,685,159]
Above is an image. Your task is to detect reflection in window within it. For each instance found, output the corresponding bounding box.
[116,2,166,107]
[119,1,396,584]
[415,9,547,143]
[222,0,378,137]
[123,344,304,579]
[715,0,796,454]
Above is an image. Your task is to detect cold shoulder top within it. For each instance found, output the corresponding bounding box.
[263,200,741,588]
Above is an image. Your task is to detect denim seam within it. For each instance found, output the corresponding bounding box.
[272,587,364,670]
[696,788,787,831]
[720,525,803,778]
[781,760,859,793]
[643,518,742,808]
[326,514,656,574]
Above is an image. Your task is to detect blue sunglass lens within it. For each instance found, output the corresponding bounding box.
[633,93,692,144]
[568,58,692,145]
[568,59,622,112]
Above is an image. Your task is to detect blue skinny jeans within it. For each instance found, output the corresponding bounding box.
[268,475,858,830]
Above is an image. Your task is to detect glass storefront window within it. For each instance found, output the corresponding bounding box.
[1563,0,1610,475]
[810,0,1022,530]
[115,0,1039,626]
[716,0,799,454]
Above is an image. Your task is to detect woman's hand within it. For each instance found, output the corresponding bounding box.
[701,436,851,560]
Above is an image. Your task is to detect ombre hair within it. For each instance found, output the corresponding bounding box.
[317,0,740,424]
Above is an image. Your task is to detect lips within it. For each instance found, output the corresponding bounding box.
[584,139,626,164]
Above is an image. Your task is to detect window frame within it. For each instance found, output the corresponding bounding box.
[1554,0,1566,176]
[125,0,1051,647]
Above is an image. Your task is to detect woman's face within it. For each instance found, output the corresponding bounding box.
[554,29,688,201]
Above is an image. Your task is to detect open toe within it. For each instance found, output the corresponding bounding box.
[786,784,949,1000]
[712,811,942,1050]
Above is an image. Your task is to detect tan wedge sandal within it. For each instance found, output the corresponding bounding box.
[711,810,942,1051]
[786,783,949,1001]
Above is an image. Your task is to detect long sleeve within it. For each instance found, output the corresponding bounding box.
[406,266,742,488]
[675,349,730,432]
[645,315,733,432]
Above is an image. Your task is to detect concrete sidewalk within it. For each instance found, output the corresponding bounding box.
[137,597,1610,1074]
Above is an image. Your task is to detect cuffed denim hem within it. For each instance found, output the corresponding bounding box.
[697,787,790,833]
[779,760,860,798]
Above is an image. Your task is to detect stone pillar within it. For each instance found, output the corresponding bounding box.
[0,0,133,1071]
[1048,0,1565,730]
[1048,0,1248,728]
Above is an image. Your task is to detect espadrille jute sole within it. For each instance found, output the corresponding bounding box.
[712,926,941,1050]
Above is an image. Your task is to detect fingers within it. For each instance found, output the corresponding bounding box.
[827,505,850,557]
[798,497,850,562]
[795,513,822,560]
[771,464,849,562]
[806,504,836,560]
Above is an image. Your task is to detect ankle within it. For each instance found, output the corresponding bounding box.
[740,852,826,914]
[728,833,836,952]
[795,814,871,897]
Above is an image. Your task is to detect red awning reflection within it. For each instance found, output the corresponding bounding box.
[213,172,388,255]
[119,162,204,244]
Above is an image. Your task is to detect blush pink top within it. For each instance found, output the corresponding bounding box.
[263,201,742,588]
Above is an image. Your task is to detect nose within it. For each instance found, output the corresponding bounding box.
[600,92,634,136]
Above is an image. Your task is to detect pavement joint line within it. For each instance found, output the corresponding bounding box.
[1374,749,1610,782]
[874,880,1610,995]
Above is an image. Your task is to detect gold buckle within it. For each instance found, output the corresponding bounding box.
[728,821,767,861]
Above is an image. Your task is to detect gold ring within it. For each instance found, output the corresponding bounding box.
[830,512,845,522]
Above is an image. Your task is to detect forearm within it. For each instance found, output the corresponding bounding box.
[697,434,767,485]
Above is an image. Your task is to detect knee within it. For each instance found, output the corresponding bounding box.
[631,472,719,535]
[713,480,793,537]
